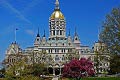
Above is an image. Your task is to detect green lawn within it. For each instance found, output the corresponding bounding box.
[62,77,120,80]
[1,77,120,80]
[78,77,119,80]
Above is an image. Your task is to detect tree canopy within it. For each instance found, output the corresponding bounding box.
[100,7,120,54]
[32,63,48,76]
[109,54,120,74]
[99,7,120,74]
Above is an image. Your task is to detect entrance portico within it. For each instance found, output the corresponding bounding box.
[48,64,63,76]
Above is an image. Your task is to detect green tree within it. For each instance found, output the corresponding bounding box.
[100,7,120,74]
[109,54,120,74]
[32,63,48,76]
[0,68,5,74]
[5,58,31,79]
[20,75,40,80]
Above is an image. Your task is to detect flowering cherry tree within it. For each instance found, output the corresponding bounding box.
[63,58,95,79]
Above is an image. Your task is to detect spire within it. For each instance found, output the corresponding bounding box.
[37,27,40,37]
[55,0,59,10]
[68,28,71,36]
[15,28,18,43]
[43,29,45,37]
[75,27,77,36]
[98,27,101,42]
[74,27,80,44]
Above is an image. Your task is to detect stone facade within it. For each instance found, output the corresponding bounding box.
[4,0,110,75]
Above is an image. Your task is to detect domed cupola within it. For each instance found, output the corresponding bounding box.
[50,0,64,19]
[49,0,66,40]
[50,9,64,19]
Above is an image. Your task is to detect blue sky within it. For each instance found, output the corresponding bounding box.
[0,0,120,62]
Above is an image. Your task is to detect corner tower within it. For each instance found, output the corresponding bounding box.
[49,0,66,40]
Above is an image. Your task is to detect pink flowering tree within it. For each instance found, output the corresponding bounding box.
[63,58,95,80]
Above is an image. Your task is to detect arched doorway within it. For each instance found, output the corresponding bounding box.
[55,68,60,75]
[48,67,53,74]
[54,64,60,75]
[61,68,64,74]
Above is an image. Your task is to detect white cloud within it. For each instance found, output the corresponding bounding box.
[26,29,34,35]
[0,0,32,24]
[22,0,43,12]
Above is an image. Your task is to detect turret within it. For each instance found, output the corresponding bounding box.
[34,28,41,47]
[67,29,73,46]
[73,27,80,48]
[41,30,46,46]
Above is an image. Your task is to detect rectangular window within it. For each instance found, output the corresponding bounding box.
[53,30,55,35]
[68,49,72,53]
[55,55,59,61]
[64,49,65,53]
[61,49,63,53]
[55,49,56,53]
[49,49,50,53]
[57,30,59,35]
[60,30,62,35]
[55,49,59,53]
[57,49,59,53]
[50,49,52,53]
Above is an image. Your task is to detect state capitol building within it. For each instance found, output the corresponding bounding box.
[4,0,110,75]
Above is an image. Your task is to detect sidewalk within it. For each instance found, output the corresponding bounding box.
[52,76,58,80]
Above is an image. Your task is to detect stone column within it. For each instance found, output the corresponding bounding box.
[53,67,55,76]
[60,67,61,75]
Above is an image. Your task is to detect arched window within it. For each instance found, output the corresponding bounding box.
[68,54,72,60]
[49,55,52,61]
[42,54,46,61]
[62,55,65,61]
[57,30,59,35]
[68,43,71,46]
[75,37,78,40]
[55,55,59,61]
[37,39,39,41]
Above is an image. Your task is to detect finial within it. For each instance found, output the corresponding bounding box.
[43,29,45,37]
[37,27,40,37]
[55,0,59,9]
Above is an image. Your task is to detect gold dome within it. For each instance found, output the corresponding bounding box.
[50,10,64,19]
